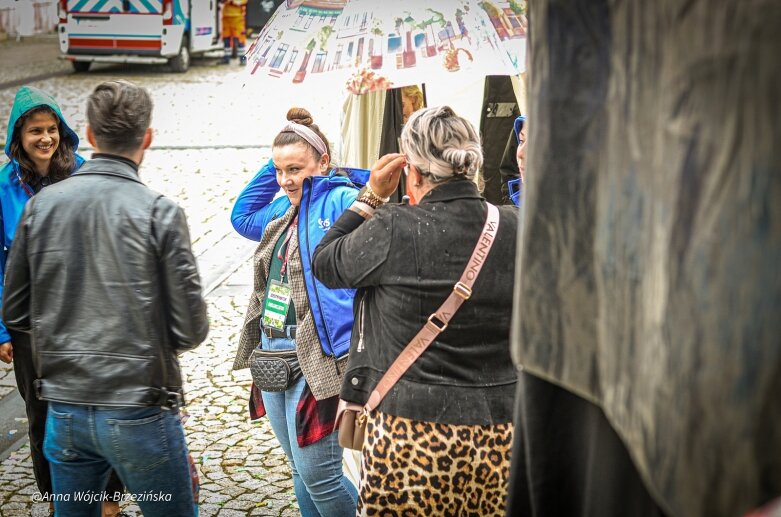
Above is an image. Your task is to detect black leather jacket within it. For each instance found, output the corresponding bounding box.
[3,156,209,407]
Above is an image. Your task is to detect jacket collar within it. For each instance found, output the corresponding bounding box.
[418,178,484,205]
[73,156,144,185]
[304,168,362,200]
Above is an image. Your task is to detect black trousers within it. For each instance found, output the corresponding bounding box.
[10,330,124,496]
[506,370,667,517]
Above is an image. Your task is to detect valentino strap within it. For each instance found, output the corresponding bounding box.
[364,203,501,411]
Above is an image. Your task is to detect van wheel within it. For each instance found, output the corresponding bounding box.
[72,61,91,73]
[170,37,190,73]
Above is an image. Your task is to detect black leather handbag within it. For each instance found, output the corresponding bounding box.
[249,348,303,392]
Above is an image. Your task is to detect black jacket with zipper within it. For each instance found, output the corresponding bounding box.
[2,156,209,407]
[312,179,518,425]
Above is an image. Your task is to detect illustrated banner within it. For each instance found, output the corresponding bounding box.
[245,0,527,94]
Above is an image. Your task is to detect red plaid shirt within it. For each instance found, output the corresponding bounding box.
[248,382,338,447]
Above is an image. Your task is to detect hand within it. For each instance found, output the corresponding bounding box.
[0,342,13,364]
[368,153,406,199]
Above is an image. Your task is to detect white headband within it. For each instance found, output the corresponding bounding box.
[280,122,327,157]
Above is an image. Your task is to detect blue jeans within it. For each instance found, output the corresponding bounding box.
[260,334,357,517]
[44,402,196,517]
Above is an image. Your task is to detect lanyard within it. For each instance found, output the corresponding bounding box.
[278,216,298,278]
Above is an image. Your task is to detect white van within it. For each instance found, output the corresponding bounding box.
[56,0,222,73]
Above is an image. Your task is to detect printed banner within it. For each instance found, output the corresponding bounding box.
[245,0,527,94]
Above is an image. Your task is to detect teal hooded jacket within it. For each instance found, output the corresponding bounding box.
[0,86,84,343]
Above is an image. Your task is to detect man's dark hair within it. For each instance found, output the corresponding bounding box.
[86,80,152,154]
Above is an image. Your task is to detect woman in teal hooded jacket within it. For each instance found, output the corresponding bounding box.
[0,87,104,508]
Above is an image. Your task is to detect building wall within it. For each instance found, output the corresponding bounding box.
[0,0,59,37]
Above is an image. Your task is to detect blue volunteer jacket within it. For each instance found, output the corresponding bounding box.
[0,86,84,344]
[231,159,369,358]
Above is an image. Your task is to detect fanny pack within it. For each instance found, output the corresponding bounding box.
[249,348,303,392]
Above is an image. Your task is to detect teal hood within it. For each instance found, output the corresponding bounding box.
[4,86,79,159]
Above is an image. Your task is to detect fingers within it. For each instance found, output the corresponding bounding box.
[371,153,405,179]
[371,154,406,181]
[0,342,13,364]
[369,154,406,198]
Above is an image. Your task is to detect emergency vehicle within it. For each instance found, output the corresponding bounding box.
[57,0,222,73]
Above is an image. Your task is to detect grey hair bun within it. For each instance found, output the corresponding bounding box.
[442,145,482,175]
[401,105,483,182]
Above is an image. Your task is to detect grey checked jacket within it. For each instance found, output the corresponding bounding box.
[232,206,347,400]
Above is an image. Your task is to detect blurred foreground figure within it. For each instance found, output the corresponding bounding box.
[509,1,781,516]
[3,80,209,516]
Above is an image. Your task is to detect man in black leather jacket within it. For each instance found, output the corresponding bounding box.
[3,80,208,516]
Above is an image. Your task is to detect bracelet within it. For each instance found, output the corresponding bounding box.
[356,194,382,209]
[350,201,375,219]
[358,185,389,208]
[365,184,390,203]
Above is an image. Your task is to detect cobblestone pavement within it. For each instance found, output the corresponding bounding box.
[0,34,72,87]
[0,45,343,155]
[0,261,306,516]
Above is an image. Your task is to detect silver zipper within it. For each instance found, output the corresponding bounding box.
[357,293,365,353]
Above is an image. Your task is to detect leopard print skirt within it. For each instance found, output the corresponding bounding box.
[357,410,513,516]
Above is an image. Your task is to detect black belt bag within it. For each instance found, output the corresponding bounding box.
[249,348,303,392]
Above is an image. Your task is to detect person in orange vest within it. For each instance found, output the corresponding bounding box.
[220,0,248,65]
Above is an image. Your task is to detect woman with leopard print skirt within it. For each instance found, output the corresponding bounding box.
[313,105,518,516]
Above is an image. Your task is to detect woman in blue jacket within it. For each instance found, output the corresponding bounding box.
[0,86,83,507]
[231,107,366,516]
[0,86,126,517]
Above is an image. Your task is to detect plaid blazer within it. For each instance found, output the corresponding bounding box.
[232,205,347,400]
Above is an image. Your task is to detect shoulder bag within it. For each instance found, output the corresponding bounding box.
[334,203,501,450]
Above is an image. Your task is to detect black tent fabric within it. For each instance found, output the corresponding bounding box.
[512,0,781,516]
[378,88,406,203]
[479,75,521,205]
[246,0,283,35]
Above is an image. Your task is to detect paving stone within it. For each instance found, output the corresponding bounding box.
[203,470,229,481]
[204,493,232,504]
[223,497,260,511]
[218,509,252,517]
[249,505,276,516]
[199,503,223,517]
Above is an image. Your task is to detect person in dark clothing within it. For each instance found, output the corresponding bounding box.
[312,105,518,515]
[499,115,525,206]
[0,86,126,517]
[3,80,208,516]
